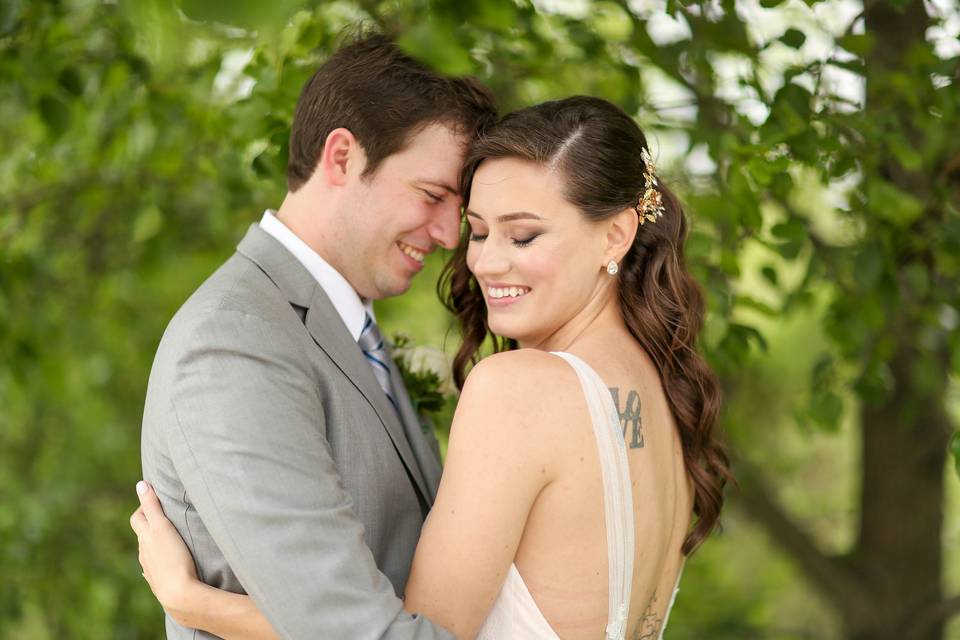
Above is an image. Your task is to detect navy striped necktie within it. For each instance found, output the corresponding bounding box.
[357,312,397,407]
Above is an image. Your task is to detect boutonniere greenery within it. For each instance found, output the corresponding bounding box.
[390,332,459,421]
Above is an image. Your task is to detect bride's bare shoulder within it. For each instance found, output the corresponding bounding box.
[457,349,582,426]
[445,350,586,479]
[465,348,575,385]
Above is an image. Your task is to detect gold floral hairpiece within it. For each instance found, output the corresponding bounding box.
[636,148,665,225]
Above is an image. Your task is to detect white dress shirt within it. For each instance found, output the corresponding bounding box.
[259,210,373,341]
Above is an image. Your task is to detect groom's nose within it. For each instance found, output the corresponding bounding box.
[426,200,461,250]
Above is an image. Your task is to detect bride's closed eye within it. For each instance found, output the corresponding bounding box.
[511,234,539,247]
[468,232,541,247]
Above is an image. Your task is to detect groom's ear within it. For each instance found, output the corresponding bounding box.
[318,127,365,187]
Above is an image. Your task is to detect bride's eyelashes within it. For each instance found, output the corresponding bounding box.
[511,234,539,247]
[467,231,542,247]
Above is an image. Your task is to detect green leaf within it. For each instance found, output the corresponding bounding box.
[866,179,923,227]
[251,148,281,179]
[398,20,474,76]
[771,217,806,242]
[808,355,844,433]
[178,0,302,33]
[838,33,875,57]
[889,136,923,172]
[718,323,769,364]
[786,130,819,164]
[57,67,84,96]
[776,83,812,120]
[780,28,806,49]
[809,390,843,431]
[588,2,633,42]
[951,432,960,479]
[747,156,773,186]
[686,230,713,260]
[0,0,23,35]
[761,265,779,286]
[770,172,794,199]
[902,262,929,297]
[132,206,164,243]
[720,249,741,276]
[735,295,777,317]
[470,0,519,31]
[740,201,763,231]
[826,58,866,75]
[38,94,70,137]
[853,245,884,288]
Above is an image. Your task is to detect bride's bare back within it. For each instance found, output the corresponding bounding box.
[513,332,692,639]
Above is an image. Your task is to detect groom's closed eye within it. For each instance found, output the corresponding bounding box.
[421,189,444,203]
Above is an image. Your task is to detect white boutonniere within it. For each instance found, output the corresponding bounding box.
[390,332,458,419]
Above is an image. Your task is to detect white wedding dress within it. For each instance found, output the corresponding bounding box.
[476,352,683,640]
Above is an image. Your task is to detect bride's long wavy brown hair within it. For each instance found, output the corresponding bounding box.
[439,96,731,554]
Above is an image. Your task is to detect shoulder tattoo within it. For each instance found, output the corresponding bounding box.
[609,387,644,449]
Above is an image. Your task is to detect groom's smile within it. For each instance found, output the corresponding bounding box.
[397,240,428,267]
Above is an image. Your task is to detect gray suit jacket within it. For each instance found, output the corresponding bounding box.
[141,224,452,639]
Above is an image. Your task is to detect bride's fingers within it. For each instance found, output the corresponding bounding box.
[136,480,165,524]
[130,506,148,536]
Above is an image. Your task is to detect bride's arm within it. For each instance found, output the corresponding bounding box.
[129,482,280,640]
[403,351,573,639]
[163,584,279,640]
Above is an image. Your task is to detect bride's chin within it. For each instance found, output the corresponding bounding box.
[487,324,525,345]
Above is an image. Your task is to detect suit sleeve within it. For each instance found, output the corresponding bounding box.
[165,308,453,640]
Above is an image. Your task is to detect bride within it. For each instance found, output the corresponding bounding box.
[130,95,730,639]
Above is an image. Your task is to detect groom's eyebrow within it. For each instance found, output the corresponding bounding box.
[465,210,544,223]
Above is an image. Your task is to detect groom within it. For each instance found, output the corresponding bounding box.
[140,34,496,638]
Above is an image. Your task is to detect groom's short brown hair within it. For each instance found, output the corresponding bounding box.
[286,33,496,191]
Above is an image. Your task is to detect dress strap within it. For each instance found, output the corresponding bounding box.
[550,352,635,640]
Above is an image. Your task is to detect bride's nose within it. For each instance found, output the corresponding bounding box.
[469,239,510,278]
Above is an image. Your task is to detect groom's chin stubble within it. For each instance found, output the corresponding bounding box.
[374,272,416,300]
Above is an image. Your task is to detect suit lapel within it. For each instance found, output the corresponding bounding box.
[302,299,432,504]
[386,357,443,502]
[236,224,433,507]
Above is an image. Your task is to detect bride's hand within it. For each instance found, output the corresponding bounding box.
[129,481,201,623]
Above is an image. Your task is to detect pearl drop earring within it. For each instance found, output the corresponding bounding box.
[606,260,619,276]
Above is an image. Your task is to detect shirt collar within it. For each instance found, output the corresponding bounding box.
[259,210,372,341]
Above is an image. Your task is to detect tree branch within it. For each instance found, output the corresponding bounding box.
[732,461,877,624]
[904,595,960,639]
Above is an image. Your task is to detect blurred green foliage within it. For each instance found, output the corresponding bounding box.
[1,0,958,638]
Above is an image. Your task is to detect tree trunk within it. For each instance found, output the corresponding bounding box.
[852,342,951,639]
[852,3,952,637]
